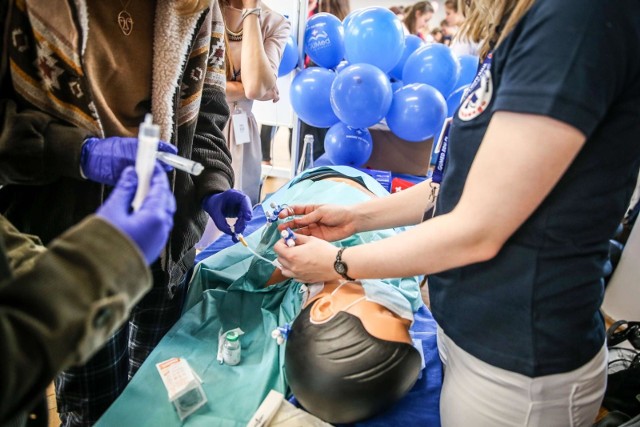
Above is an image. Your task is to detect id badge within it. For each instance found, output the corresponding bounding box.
[231,108,251,145]
[232,108,251,145]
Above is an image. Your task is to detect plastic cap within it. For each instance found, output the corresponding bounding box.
[226,331,239,341]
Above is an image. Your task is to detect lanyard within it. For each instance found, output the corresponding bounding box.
[431,51,494,186]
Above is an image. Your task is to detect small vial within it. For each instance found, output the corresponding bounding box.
[222,331,241,366]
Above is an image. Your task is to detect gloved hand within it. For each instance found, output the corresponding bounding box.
[97,165,176,264]
[202,189,252,241]
[80,136,178,186]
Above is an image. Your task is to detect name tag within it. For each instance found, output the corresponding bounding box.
[232,110,251,145]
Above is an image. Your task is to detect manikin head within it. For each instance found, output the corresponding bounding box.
[284,281,422,423]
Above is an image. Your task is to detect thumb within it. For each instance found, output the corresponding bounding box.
[290,232,310,245]
[157,140,178,155]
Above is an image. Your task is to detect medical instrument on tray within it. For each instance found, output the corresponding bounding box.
[156,152,204,176]
[132,114,160,211]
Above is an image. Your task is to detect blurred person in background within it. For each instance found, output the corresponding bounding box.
[403,1,435,41]
[221,0,290,205]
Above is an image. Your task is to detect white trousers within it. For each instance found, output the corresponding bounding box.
[437,328,607,427]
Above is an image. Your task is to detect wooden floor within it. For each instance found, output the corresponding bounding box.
[46,383,60,427]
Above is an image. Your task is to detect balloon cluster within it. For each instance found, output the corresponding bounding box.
[289,7,480,167]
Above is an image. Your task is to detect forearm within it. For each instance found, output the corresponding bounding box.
[0,216,45,277]
[0,216,151,422]
[353,179,435,232]
[341,209,497,280]
[339,112,587,280]
[240,14,277,99]
[226,80,248,103]
[191,86,234,201]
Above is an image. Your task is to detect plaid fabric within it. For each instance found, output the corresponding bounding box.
[54,271,187,427]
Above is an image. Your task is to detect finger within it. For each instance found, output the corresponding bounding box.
[290,233,309,245]
[142,165,176,214]
[157,140,179,155]
[277,205,304,219]
[103,167,138,209]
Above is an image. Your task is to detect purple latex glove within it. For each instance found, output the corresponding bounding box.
[202,189,252,241]
[80,137,178,186]
[97,165,176,264]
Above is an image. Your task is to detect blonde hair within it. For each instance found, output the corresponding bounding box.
[457,0,536,59]
[174,0,212,15]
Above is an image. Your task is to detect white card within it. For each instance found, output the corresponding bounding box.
[233,111,251,145]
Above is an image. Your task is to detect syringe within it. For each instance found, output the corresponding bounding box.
[156,152,204,176]
[132,114,160,211]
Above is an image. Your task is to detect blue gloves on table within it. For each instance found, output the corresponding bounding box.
[202,190,252,241]
[97,165,176,264]
[81,137,178,186]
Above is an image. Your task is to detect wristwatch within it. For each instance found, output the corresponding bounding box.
[334,247,354,281]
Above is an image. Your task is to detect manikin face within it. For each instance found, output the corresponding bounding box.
[305,281,413,344]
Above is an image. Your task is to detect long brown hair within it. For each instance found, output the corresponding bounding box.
[403,1,434,35]
[457,0,536,59]
[317,0,351,21]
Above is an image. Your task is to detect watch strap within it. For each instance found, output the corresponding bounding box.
[334,247,354,281]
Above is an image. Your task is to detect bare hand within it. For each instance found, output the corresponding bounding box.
[277,204,356,242]
[274,233,341,283]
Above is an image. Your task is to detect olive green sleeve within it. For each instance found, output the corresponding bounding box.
[0,216,151,422]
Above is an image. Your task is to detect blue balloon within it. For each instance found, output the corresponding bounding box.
[446,84,469,118]
[324,122,373,167]
[402,44,461,99]
[278,37,299,77]
[304,13,345,69]
[389,35,424,81]
[455,54,479,89]
[386,83,447,142]
[344,7,404,73]
[290,68,340,128]
[314,153,335,167]
[390,78,403,93]
[334,60,349,73]
[330,63,392,128]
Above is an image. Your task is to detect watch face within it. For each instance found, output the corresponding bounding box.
[335,261,346,275]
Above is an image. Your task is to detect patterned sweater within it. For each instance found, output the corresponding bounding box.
[0,0,233,286]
